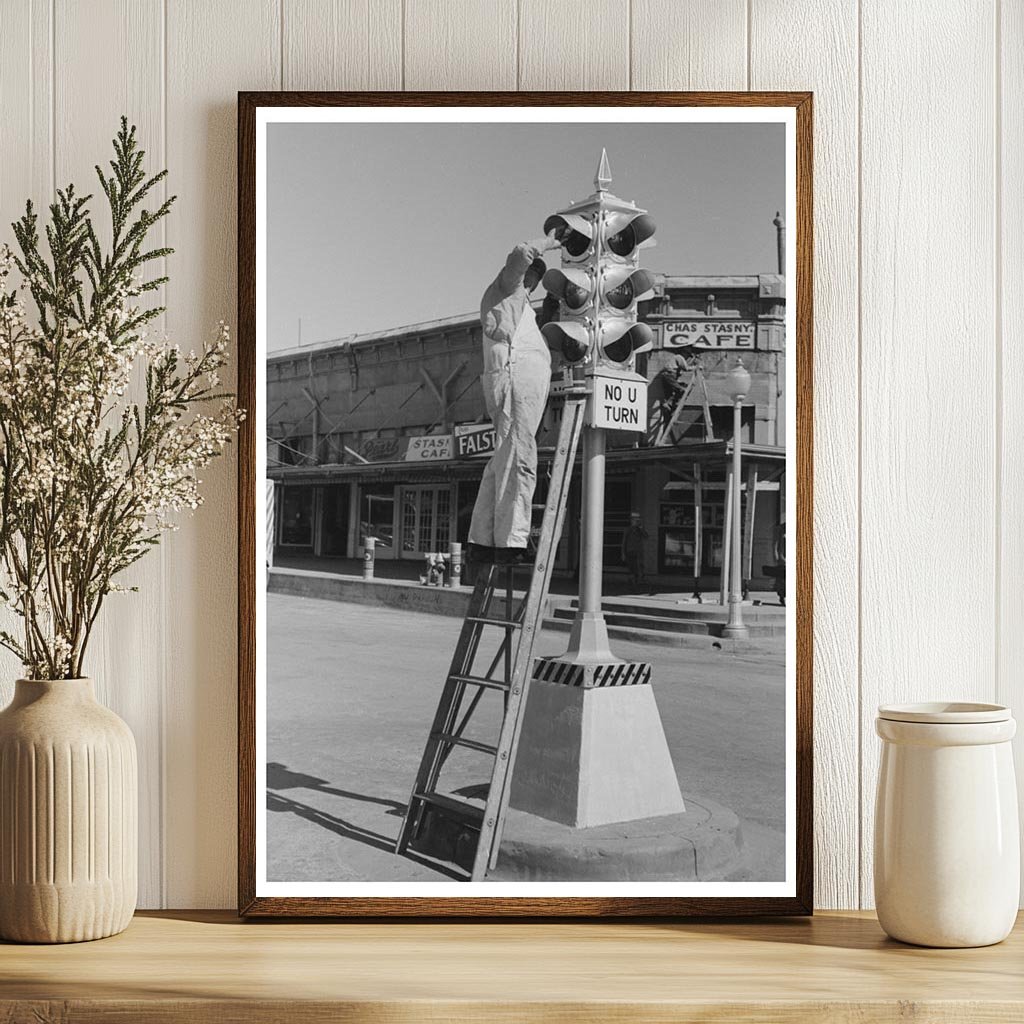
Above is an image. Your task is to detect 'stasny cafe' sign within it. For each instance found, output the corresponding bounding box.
[405,435,453,462]
[663,320,755,349]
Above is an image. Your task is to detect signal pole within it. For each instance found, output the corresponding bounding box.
[510,152,686,829]
[540,150,655,664]
[571,425,613,660]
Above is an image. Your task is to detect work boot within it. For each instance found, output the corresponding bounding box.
[494,547,530,566]
[466,543,495,565]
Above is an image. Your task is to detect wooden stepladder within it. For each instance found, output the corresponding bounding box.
[655,362,715,445]
[395,386,588,881]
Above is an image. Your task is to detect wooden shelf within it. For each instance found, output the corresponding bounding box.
[2,910,1023,1022]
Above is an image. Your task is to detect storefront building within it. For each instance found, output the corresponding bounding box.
[267,270,786,594]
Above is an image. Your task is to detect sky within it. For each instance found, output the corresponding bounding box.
[266,120,785,350]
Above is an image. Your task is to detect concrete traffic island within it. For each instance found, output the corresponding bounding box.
[413,794,748,882]
[492,796,745,881]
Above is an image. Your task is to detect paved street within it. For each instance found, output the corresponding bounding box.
[266,591,786,883]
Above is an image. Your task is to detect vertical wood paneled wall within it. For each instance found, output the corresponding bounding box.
[0,0,1017,910]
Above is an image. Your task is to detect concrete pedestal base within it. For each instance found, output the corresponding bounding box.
[509,668,686,828]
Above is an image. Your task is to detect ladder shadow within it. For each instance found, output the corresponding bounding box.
[267,761,406,817]
[266,791,463,880]
[266,763,464,880]
[266,791,395,853]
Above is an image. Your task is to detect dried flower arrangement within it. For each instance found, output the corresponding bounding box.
[0,118,241,679]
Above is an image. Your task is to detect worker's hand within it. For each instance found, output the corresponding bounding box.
[541,228,564,251]
[527,230,564,258]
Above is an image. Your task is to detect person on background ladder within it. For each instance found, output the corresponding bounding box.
[647,348,701,445]
[467,231,563,566]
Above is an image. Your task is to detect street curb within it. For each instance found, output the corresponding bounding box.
[269,567,473,617]
[414,793,757,882]
[543,614,784,655]
[493,795,746,882]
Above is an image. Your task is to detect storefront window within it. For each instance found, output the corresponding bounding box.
[658,477,726,576]
[279,487,314,547]
[360,486,395,552]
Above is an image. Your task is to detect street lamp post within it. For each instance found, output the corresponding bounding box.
[722,359,751,640]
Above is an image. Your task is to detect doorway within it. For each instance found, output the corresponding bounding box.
[319,484,349,556]
[398,485,454,558]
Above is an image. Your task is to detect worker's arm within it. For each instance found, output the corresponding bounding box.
[496,244,535,295]
[536,292,560,328]
[496,230,563,296]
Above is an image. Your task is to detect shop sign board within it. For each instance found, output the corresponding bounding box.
[662,320,755,349]
[405,434,454,462]
[588,373,647,432]
[454,423,496,458]
[359,437,401,462]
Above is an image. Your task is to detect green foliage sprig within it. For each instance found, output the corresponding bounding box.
[0,118,241,679]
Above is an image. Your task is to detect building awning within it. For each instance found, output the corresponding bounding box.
[268,458,488,486]
[270,439,787,487]
[596,440,786,466]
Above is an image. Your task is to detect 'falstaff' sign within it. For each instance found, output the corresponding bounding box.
[454,423,496,458]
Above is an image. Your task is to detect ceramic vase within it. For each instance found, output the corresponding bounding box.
[874,702,1019,948]
[0,678,137,943]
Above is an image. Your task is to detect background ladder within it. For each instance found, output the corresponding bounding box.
[656,362,715,445]
[395,388,587,881]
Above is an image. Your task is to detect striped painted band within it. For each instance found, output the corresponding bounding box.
[532,657,652,688]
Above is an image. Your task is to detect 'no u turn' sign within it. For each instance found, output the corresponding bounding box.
[588,373,648,432]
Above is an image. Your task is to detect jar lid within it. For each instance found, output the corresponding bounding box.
[877,702,1011,724]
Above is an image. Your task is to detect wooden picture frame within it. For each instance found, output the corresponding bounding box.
[238,91,813,917]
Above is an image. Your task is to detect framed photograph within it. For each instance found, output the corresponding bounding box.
[238,91,812,916]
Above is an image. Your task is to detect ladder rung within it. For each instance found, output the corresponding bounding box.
[451,673,510,691]
[435,732,498,756]
[466,615,521,629]
[414,791,484,825]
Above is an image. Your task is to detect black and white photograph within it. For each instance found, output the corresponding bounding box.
[245,99,807,911]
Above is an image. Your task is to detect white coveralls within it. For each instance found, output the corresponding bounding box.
[468,243,552,550]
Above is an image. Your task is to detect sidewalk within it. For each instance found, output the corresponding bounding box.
[273,552,785,609]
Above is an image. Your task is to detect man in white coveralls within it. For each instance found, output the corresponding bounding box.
[467,231,563,566]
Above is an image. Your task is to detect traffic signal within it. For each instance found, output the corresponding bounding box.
[602,212,656,258]
[594,263,655,368]
[598,321,654,366]
[540,265,594,363]
[541,151,656,372]
[542,213,592,259]
[544,267,593,310]
[600,266,654,311]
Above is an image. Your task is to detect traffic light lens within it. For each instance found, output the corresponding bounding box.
[606,282,633,309]
[603,333,632,363]
[543,268,592,311]
[607,229,635,258]
[544,213,593,258]
[605,213,656,257]
[602,322,653,364]
[541,322,590,364]
[564,283,588,309]
[604,268,654,310]
[563,231,590,257]
[561,334,590,363]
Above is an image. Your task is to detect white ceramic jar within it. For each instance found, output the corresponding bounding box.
[874,702,1019,947]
